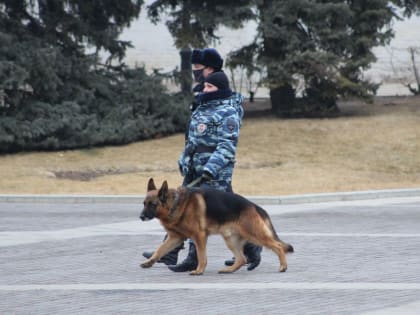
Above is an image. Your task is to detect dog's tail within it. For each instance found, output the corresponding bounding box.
[256,205,294,254]
[272,222,294,253]
[276,232,294,254]
[284,242,294,253]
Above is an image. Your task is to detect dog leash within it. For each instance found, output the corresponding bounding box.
[185,176,203,188]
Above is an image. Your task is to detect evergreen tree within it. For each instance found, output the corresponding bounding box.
[147,0,254,94]
[1,0,142,60]
[0,0,189,152]
[229,0,420,117]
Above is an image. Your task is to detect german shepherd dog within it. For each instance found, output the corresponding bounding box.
[139,178,294,275]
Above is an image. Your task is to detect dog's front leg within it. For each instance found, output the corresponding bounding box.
[189,233,208,275]
[140,234,184,269]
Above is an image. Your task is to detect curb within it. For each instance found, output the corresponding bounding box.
[1,188,419,205]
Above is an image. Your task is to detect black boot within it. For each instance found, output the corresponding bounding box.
[244,242,262,270]
[142,234,184,266]
[224,257,235,266]
[224,242,262,271]
[142,242,184,266]
[168,242,198,272]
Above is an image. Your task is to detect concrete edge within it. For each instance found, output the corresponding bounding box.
[1,188,420,205]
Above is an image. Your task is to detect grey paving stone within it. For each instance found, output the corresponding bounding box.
[1,197,419,314]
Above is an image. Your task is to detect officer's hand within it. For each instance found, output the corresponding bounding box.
[201,171,213,183]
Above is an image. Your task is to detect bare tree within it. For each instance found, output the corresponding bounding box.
[407,47,420,95]
[228,65,266,102]
[386,46,420,95]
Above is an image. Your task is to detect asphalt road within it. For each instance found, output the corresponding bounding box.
[1,196,420,315]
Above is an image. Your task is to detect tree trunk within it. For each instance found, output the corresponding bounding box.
[180,47,192,95]
[269,84,295,116]
[409,47,420,95]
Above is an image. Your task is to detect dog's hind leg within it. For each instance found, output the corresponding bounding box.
[245,236,288,272]
[260,239,288,272]
[218,234,247,273]
[140,234,184,268]
[245,233,288,272]
[240,215,289,272]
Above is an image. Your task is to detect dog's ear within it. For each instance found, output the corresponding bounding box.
[158,180,169,203]
[147,178,157,192]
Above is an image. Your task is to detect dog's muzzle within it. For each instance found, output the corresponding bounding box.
[140,204,157,221]
[139,210,154,221]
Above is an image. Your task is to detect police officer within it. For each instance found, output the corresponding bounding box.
[179,71,239,192]
[169,62,263,273]
[141,48,224,266]
[143,48,262,272]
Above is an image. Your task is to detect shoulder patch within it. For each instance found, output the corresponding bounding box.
[225,118,238,133]
[197,123,207,133]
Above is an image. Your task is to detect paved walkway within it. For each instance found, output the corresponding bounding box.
[1,195,420,314]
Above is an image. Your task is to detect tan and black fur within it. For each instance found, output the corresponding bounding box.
[139,178,294,275]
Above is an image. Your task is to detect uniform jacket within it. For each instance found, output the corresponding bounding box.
[179,92,244,191]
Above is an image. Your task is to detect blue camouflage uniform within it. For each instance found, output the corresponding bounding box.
[179,92,244,192]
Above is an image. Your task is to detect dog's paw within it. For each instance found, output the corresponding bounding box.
[140,260,154,268]
[279,265,287,272]
[189,270,203,276]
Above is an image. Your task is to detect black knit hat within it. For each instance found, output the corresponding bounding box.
[191,48,223,71]
[204,72,230,90]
